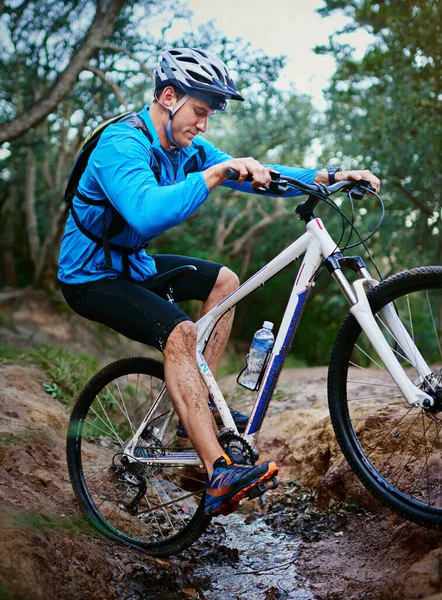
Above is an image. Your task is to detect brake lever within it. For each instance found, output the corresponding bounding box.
[253,170,289,195]
[254,180,288,195]
[347,179,376,200]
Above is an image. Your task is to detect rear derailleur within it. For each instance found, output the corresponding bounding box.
[114,462,147,516]
[113,426,164,515]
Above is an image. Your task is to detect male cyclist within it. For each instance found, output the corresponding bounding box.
[58,48,380,516]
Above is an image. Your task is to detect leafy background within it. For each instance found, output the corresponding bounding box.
[0,0,440,365]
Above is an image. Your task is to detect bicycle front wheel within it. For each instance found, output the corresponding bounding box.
[329,266,442,527]
[66,357,210,556]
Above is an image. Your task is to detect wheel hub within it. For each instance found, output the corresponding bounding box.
[422,368,442,415]
[121,426,164,477]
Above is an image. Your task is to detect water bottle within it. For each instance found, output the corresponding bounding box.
[237,321,274,391]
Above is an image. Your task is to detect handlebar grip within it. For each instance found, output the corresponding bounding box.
[224,168,254,182]
[225,167,240,181]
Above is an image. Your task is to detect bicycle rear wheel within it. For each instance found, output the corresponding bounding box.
[328,266,442,527]
[66,357,210,556]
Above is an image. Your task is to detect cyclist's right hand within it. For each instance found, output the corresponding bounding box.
[203,158,271,191]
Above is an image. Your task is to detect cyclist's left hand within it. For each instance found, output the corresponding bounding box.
[337,170,380,192]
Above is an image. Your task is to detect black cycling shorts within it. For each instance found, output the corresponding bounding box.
[60,254,223,351]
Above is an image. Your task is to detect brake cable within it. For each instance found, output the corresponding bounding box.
[282,181,385,283]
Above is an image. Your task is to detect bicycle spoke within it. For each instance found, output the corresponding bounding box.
[149,479,177,534]
[95,395,124,444]
[157,476,188,524]
[84,415,122,443]
[332,271,442,522]
[347,379,397,388]
[69,359,208,552]
[83,463,114,482]
[348,362,396,385]
[427,291,442,360]
[376,306,429,383]
[348,392,403,402]
[107,381,136,435]
[353,344,391,376]
[391,415,433,494]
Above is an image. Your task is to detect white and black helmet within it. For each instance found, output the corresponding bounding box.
[154,47,244,111]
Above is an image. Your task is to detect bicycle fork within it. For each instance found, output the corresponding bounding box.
[332,267,434,408]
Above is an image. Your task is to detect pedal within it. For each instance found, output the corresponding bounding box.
[246,476,279,500]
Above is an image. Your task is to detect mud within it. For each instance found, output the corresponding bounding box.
[1,298,442,599]
[193,514,312,599]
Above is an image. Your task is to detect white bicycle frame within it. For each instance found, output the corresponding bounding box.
[125,216,434,465]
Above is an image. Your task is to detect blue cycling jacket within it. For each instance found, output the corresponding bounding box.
[58,106,319,284]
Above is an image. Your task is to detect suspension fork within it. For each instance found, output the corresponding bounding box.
[326,256,434,408]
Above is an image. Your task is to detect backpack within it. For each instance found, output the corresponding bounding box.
[64,111,206,278]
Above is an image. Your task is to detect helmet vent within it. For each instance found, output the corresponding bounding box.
[177,56,199,64]
[186,69,212,84]
[211,64,223,82]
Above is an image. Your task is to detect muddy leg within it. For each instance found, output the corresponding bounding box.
[200,267,239,376]
[164,320,223,478]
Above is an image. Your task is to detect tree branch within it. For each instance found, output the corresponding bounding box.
[228,198,287,257]
[0,0,127,143]
[391,180,433,217]
[239,244,252,281]
[213,195,254,256]
[0,284,34,301]
[0,182,11,215]
[42,157,55,195]
[99,43,153,78]
[84,65,128,108]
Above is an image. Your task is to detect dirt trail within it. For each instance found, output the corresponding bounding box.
[1,299,442,599]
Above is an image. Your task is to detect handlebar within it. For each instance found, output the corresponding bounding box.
[224,167,376,222]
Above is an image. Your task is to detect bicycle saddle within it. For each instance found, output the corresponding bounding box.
[143,265,197,293]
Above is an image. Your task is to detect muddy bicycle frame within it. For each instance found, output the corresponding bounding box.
[125,187,434,466]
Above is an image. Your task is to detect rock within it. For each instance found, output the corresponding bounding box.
[381,548,442,599]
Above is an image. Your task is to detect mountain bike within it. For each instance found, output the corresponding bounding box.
[66,170,442,557]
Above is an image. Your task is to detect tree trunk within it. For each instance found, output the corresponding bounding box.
[2,210,17,288]
[0,0,127,144]
[25,147,39,267]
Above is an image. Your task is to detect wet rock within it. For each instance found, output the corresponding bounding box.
[316,462,385,513]
[263,586,290,599]
[381,548,442,600]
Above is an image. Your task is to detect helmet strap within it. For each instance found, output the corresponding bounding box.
[155,91,190,147]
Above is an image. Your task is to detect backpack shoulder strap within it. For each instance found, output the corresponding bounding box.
[183,143,207,177]
[65,111,136,205]
[135,115,162,185]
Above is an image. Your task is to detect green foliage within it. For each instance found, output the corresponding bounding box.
[4,1,437,368]
[0,430,44,448]
[9,509,94,534]
[316,0,441,270]
[41,381,63,401]
[30,345,98,406]
[0,0,297,291]
[0,344,98,406]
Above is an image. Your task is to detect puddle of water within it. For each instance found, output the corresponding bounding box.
[195,512,314,599]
